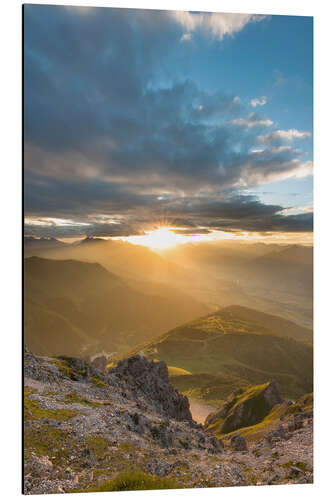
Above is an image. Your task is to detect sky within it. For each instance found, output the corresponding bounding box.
[24,5,313,244]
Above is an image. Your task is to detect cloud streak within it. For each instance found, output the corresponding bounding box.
[258,129,311,145]
[171,11,267,41]
[230,112,273,128]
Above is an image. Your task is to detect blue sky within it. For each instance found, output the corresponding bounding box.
[24,6,313,241]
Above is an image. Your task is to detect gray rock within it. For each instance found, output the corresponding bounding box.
[268,473,281,484]
[91,355,107,372]
[290,466,304,476]
[206,381,284,435]
[25,455,53,477]
[230,433,248,452]
[110,356,193,422]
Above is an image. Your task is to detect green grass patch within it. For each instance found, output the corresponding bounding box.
[24,425,75,464]
[49,359,74,379]
[118,442,135,453]
[281,461,310,472]
[64,392,101,408]
[24,392,78,422]
[168,366,191,376]
[75,470,181,492]
[84,436,109,459]
[208,395,288,441]
[206,381,275,435]
[115,306,313,401]
[170,372,249,407]
[91,376,107,388]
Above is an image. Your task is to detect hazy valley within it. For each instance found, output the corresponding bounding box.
[24,236,313,494]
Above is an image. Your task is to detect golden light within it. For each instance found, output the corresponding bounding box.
[125,227,184,249]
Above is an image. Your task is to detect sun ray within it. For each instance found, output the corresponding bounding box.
[124,227,184,249]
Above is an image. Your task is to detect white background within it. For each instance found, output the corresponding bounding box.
[1,0,332,498]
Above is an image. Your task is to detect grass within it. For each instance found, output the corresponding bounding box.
[73,470,181,492]
[206,382,276,435]
[113,308,313,401]
[84,436,110,459]
[168,366,191,376]
[49,359,74,379]
[281,461,310,472]
[24,390,79,421]
[285,392,313,415]
[118,442,135,453]
[170,372,249,407]
[64,392,101,408]
[210,391,313,442]
[91,376,107,388]
[24,424,75,464]
[50,357,108,388]
[219,403,287,442]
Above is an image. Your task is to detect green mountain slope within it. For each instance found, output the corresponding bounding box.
[115,306,313,400]
[24,257,209,357]
[205,381,283,435]
[169,372,250,408]
[212,305,312,343]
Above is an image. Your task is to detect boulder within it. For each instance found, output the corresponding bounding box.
[25,454,53,477]
[265,424,287,446]
[230,432,248,452]
[91,355,107,372]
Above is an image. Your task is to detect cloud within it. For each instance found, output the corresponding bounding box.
[258,129,312,145]
[24,192,313,238]
[23,6,312,239]
[230,112,273,128]
[180,33,192,42]
[250,96,267,107]
[171,11,267,40]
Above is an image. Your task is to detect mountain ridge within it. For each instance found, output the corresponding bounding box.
[24,256,209,357]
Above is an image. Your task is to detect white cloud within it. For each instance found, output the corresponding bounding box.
[250,148,264,154]
[258,129,312,144]
[280,204,313,216]
[171,11,267,41]
[180,33,192,42]
[24,217,91,227]
[250,96,267,107]
[241,158,313,186]
[231,114,273,128]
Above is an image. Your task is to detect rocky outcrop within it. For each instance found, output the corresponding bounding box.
[205,381,283,435]
[25,349,193,423]
[110,355,193,422]
[230,433,248,452]
[91,355,107,372]
[263,381,284,407]
[23,349,313,494]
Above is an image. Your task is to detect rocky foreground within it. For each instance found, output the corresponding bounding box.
[24,349,313,494]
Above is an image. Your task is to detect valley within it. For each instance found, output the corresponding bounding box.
[23,236,314,493]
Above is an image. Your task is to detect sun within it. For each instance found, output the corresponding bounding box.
[136,227,183,249]
[125,227,184,249]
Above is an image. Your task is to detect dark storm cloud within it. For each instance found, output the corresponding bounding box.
[164,195,313,234]
[24,5,312,237]
[25,188,313,238]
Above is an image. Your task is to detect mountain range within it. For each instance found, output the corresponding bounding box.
[24,256,209,357]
